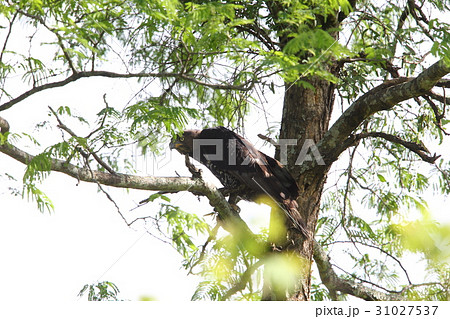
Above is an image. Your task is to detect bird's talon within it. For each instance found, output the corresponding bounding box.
[230,203,240,213]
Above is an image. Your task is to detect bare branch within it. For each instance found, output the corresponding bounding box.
[0,140,269,257]
[426,90,450,106]
[399,282,447,294]
[96,181,128,225]
[0,70,254,112]
[435,79,450,88]
[329,240,412,285]
[396,1,411,33]
[257,133,279,149]
[422,94,450,136]
[337,55,401,78]
[349,131,440,163]
[187,223,220,275]
[15,8,78,73]
[236,24,277,51]
[313,240,405,301]
[0,12,17,65]
[331,262,402,294]
[48,106,117,175]
[85,94,111,139]
[407,0,434,42]
[312,59,450,170]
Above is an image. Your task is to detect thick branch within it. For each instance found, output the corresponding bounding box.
[0,140,268,257]
[0,70,254,112]
[314,59,450,169]
[0,116,9,134]
[313,240,405,301]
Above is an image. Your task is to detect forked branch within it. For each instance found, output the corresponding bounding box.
[343,131,440,163]
[313,240,405,301]
[48,106,117,175]
[311,59,450,171]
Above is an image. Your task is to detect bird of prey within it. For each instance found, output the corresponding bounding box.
[170,126,308,237]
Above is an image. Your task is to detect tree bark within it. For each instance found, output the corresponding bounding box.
[260,2,342,299]
[263,59,450,300]
[262,76,336,301]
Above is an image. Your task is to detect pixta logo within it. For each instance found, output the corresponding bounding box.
[192,139,325,166]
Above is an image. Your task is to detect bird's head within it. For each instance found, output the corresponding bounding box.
[169,129,201,155]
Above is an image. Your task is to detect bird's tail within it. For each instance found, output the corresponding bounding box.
[283,200,311,239]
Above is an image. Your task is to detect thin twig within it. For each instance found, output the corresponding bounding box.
[85,93,110,139]
[187,223,220,275]
[329,240,412,285]
[257,133,279,149]
[0,12,18,65]
[222,259,265,300]
[331,263,399,294]
[16,9,77,73]
[423,95,450,136]
[48,106,117,175]
[97,182,128,224]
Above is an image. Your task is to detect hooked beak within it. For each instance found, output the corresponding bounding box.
[169,140,181,150]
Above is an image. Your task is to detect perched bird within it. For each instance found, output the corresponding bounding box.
[170,126,308,237]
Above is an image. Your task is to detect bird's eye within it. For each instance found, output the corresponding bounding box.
[179,136,185,142]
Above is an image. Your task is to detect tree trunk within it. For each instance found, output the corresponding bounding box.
[263,77,335,300]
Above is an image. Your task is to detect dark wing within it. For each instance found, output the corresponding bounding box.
[195,127,243,189]
[198,127,298,202]
[229,128,299,203]
[230,129,308,236]
[196,126,308,236]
